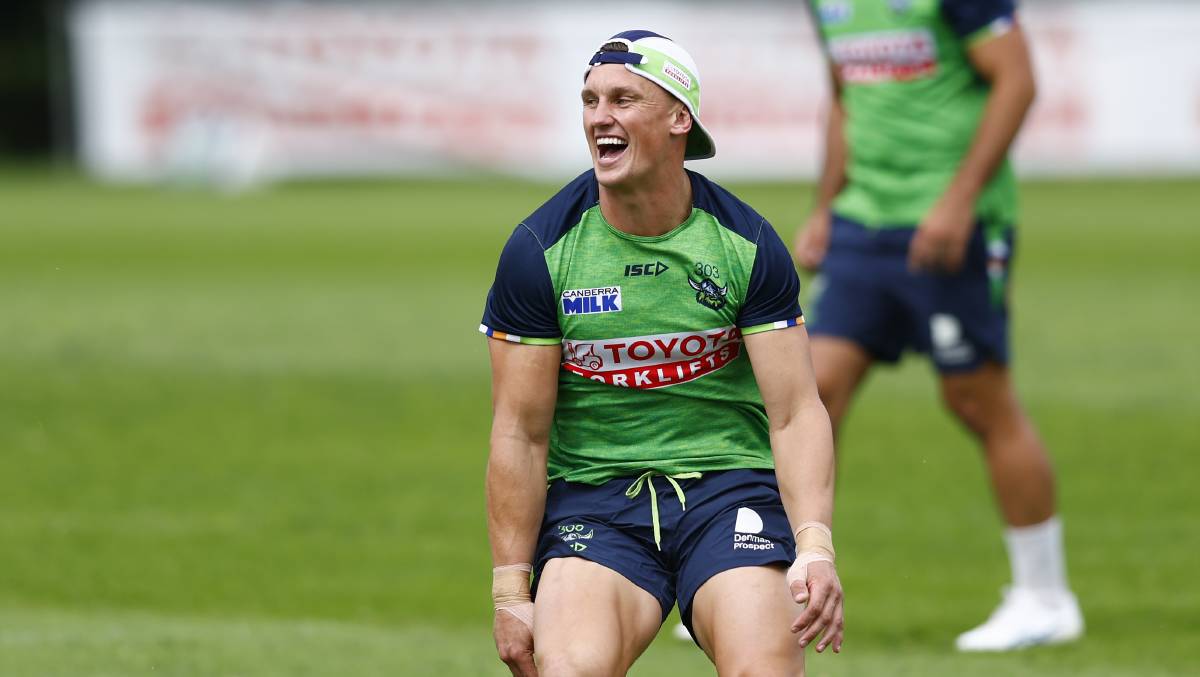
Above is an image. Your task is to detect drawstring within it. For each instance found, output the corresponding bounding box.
[625,471,702,550]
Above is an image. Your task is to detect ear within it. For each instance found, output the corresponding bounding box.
[669,103,694,139]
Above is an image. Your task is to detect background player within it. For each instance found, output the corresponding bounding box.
[795,0,1082,651]
[483,30,844,675]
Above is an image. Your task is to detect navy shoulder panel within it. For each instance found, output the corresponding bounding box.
[941,0,1016,39]
[480,170,598,340]
[688,170,769,245]
[519,169,600,251]
[688,171,803,328]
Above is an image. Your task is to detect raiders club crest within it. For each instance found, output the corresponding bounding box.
[688,276,728,311]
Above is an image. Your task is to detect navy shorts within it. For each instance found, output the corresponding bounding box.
[532,469,794,636]
[808,214,1015,373]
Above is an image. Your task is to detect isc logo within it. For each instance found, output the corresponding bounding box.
[562,287,622,315]
[624,261,669,277]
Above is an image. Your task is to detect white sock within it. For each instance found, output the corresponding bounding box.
[1004,515,1070,596]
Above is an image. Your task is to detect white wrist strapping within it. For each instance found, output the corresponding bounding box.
[492,563,534,630]
[786,521,836,587]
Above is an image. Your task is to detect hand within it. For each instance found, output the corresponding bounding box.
[788,559,845,654]
[793,210,833,272]
[908,191,976,274]
[493,606,538,676]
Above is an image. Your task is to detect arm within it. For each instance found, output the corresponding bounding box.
[794,68,847,271]
[909,25,1037,272]
[487,338,560,677]
[743,325,844,653]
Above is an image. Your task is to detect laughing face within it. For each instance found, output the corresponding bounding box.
[582,64,691,189]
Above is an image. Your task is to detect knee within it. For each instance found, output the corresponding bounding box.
[715,655,804,677]
[537,648,619,677]
[940,381,992,436]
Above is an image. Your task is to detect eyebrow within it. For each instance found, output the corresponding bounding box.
[581,85,643,99]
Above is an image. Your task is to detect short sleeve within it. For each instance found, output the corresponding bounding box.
[736,220,804,335]
[479,225,562,344]
[941,0,1016,43]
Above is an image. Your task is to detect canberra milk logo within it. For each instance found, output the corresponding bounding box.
[732,507,775,552]
[561,287,622,316]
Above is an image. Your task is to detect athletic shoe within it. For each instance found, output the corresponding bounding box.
[956,586,1084,652]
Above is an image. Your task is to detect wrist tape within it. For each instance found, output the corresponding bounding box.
[492,564,534,630]
[788,522,836,586]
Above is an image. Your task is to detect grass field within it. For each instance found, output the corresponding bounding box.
[1,167,1198,676]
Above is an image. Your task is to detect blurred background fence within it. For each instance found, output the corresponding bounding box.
[5,1,1200,183]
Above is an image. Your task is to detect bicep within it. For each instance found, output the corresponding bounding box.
[488,339,561,442]
[743,325,821,427]
[967,24,1034,84]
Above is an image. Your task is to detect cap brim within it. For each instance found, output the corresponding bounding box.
[685,121,715,161]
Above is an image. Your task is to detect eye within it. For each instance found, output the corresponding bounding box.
[616,97,633,106]
[582,96,598,108]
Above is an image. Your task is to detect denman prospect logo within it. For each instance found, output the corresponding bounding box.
[562,287,622,315]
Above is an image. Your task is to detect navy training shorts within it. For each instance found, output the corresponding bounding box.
[531,469,794,637]
[807,214,1015,373]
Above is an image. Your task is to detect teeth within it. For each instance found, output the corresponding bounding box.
[597,137,627,146]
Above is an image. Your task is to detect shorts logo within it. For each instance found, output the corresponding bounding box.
[688,276,728,311]
[561,326,742,389]
[734,507,764,534]
[732,507,775,552]
[559,523,595,550]
[562,287,622,315]
[930,313,975,365]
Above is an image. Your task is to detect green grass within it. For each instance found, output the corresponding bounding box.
[2,168,1198,675]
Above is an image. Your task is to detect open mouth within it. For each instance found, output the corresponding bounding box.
[596,136,629,163]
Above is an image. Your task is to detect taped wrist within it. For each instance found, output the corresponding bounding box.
[787,522,836,586]
[492,564,534,630]
[793,521,835,561]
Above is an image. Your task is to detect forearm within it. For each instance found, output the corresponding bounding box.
[812,97,848,213]
[486,432,548,566]
[948,65,1035,203]
[771,397,836,529]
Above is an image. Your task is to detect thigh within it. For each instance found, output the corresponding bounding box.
[535,557,663,677]
[690,566,805,676]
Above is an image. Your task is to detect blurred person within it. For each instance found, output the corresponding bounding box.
[795,0,1082,651]
[482,30,844,676]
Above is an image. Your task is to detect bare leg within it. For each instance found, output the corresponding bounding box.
[938,362,1055,526]
[809,336,873,436]
[690,566,805,677]
[534,557,663,677]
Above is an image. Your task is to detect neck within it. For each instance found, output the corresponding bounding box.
[598,167,693,237]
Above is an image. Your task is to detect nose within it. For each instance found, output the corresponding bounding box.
[588,98,616,127]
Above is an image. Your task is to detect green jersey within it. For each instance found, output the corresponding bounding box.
[811,0,1019,227]
[481,170,804,485]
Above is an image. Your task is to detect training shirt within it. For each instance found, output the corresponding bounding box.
[810,0,1020,227]
[481,170,803,485]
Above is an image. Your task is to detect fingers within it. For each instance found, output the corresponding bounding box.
[495,613,538,676]
[790,572,844,652]
[817,597,845,654]
[789,576,809,605]
[790,578,826,637]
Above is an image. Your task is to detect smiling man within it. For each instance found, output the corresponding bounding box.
[481,30,844,676]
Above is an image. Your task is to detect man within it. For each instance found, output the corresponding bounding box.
[795,0,1082,651]
[482,30,844,676]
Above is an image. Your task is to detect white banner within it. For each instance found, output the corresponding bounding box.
[71,1,1200,184]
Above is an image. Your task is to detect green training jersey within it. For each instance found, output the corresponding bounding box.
[810,0,1020,227]
[481,170,804,485]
